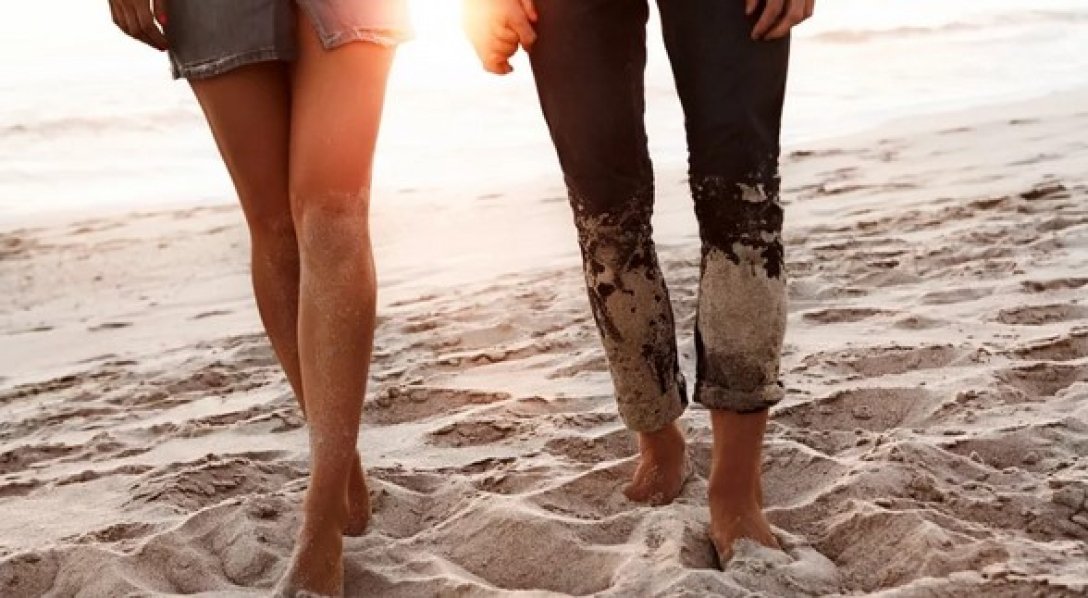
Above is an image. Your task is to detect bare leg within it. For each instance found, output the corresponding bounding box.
[274,13,394,597]
[189,64,370,539]
[189,63,303,403]
[708,409,779,564]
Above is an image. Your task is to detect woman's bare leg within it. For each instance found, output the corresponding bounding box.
[189,63,370,538]
[189,63,303,401]
[274,13,394,596]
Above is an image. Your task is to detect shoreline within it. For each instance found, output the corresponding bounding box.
[3,84,1087,231]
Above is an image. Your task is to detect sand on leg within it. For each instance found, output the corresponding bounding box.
[187,62,371,541]
[272,13,394,597]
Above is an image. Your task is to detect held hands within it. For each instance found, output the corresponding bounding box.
[748,0,815,40]
[463,0,537,75]
[109,0,168,50]
[463,1,814,75]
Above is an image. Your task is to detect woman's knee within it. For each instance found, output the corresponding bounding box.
[289,186,372,261]
[245,206,297,246]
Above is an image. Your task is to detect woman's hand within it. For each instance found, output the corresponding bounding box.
[463,0,537,75]
[109,0,168,51]
[748,0,814,41]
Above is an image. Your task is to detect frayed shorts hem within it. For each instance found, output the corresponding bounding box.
[171,48,289,81]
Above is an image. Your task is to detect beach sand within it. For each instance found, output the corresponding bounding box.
[1,89,1087,596]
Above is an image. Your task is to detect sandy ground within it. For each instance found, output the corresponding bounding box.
[1,89,1087,597]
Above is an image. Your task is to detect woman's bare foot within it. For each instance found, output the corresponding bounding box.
[623,420,688,506]
[342,452,370,537]
[708,409,780,566]
[274,518,345,597]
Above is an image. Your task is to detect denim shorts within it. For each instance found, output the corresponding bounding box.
[165,0,412,80]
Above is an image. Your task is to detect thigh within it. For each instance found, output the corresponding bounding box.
[189,62,293,228]
[529,0,652,215]
[289,13,395,206]
[657,0,790,178]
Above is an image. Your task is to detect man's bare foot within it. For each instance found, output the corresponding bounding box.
[273,519,344,597]
[708,495,780,565]
[342,452,370,537]
[623,420,688,506]
[708,409,779,566]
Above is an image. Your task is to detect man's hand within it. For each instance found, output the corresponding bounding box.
[463,0,538,75]
[747,0,814,41]
[109,0,168,51]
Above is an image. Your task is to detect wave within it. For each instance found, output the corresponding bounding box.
[0,110,203,139]
[810,10,1088,44]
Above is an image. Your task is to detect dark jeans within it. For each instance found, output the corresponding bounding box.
[529,0,790,431]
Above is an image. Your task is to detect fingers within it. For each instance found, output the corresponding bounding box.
[136,1,168,50]
[507,10,537,50]
[745,0,759,16]
[765,0,806,40]
[520,0,538,22]
[463,0,533,75]
[805,0,815,19]
[486,32,518,74]
[153,0,168,26]
[116,2,144,44]
[484,54,513,75]
[490,21,518,45]
[751,0,784,40]
[111,0,167,50]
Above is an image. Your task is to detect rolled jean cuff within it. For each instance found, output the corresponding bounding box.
[694,380,784,413]
[617,373,688,432]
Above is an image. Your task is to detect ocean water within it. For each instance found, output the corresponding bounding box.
[1,0,1087,222]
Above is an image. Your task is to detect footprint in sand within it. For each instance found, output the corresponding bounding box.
[5,324,54,335]
[56,464,154,486]
[426,418,529,448]
[127,452,305,513]
[763,443,852,500]
[365,386,512,426]
[940,426,1065,473]
[801,307,896,324]
[794,344,964,379]
[88,321,133,331]
[0,442,80,475]
[1020,277,1088,293]
[994,362,1088,398]
[921,287,993,305]
[776,388,934,433]
[367,463,518,537]
[1019,182,1069,201]
[724,528,840,597]
[420,497,628,595]
[1008,329,1088,362]
[189,309,232,320]
[542,427,635,464]
[996,303,1088,326]
[0,479,41,499]
[65,521,161,547]
[813,505,1007,594]
[547,351,609,378]
[528,459,647,521]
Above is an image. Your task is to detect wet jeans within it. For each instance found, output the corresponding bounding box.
[529,0,790,431]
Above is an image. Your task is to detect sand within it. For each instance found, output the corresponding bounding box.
[1,89,1087,596]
